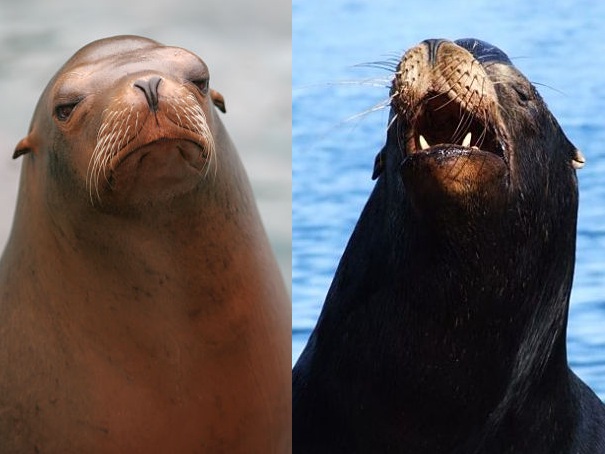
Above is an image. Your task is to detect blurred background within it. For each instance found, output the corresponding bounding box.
[0,0,291,290]
[293,0,605,398]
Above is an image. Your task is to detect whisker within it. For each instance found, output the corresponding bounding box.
[386,113,398,132]
[342,97,393,124]
[531,81,565,96]
[354,62,400,72]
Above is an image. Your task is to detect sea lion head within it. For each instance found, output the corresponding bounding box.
[378,38,583,228]
[14,35,227,212]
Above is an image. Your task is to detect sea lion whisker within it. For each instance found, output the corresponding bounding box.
[116,124,131,164]
[170,103,184,128]
[89,142,110,203]
[96,113,129,201]
[300,100,390,155]
[477,122,490,149]
[95,123,119,168]
[97,120,111,139]
[102,109,120,126]
[353,61,400,72]
[432,91,459,111]
[183,105,201,121]
[117,109,133,154]
[360,77,397,88]
[325,79,395,89]
[94,129,119,195]
[396,119,406,153]
[343,98,393,125]
[454,89,482,143]
[530,81,565,96]
[89,141,109,205]
[451,110,474,145]
[204,152,214,180]
[95,112,122,143]
[88,125,118,200]
[386,113,398,132]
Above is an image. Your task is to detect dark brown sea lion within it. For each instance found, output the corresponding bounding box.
[0,35,291,453]
[293,39,605,453]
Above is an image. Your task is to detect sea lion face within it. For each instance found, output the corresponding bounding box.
[387,39,583,220]
[15,35,226,209]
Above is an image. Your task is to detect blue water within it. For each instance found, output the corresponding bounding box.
[293,0,605,399]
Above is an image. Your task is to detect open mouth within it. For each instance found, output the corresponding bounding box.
[403,93,506,159]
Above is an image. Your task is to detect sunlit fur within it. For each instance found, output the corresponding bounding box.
[87,91,216,205]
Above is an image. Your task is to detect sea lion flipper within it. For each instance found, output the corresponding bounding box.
[210,89,226,113]
[13,136,33,159]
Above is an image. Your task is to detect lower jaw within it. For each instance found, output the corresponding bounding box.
[97,143,210,207]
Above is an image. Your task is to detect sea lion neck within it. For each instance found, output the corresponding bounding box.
[303,173,576,450]
[386,114,576,399]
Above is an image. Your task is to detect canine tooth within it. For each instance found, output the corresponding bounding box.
[462,132,472,148]
[419,135,430,150]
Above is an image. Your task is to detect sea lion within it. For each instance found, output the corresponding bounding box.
[0,35,291,453]
[293,39,605,453]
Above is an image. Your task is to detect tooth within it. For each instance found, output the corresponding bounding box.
[419,135,430,150]
[462,132,472,148]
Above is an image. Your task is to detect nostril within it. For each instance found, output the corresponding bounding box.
[421,39,447,65]
[134,76,162,112]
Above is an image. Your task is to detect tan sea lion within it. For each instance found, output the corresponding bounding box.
[0,35,291,453]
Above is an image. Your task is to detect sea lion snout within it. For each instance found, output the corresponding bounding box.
[133,75,162,112]
[420,38,447,65]
[392,39,506,161]
[391,39,509,206]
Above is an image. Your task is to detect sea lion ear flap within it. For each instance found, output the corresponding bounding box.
[13,136,34,159]
[372,148,385,180]
[571,148,585,170]
[210,89,226,113]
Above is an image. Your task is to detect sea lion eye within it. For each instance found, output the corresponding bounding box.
[512,85,531,103]
[191,78,209,95]
[55,102,78,121]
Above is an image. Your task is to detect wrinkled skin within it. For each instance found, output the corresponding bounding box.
[0,35,291,453]
[293,39,605,454]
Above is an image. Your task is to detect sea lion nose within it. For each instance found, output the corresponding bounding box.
[421,38,448,65]
[134,76,162,112]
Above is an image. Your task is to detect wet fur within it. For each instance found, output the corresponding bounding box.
[293,39,605,454]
